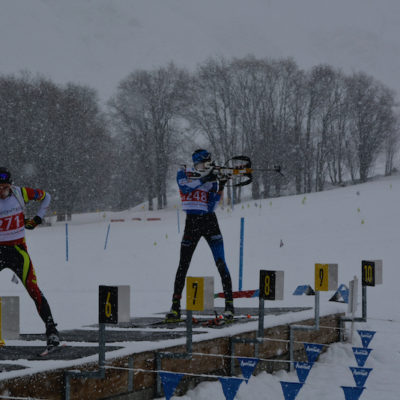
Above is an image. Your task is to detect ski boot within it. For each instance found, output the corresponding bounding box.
[223,300,235,323]
[46,320,60,348]
[164,298,182,323]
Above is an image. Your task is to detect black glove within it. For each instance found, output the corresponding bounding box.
[200,169,217,184]
[25,216,42,230]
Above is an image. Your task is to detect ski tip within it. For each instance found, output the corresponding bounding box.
[163,318,184,324]
[38,343,66,357]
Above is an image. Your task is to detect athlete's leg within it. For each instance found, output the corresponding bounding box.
[12,244,55,325]
[172,215,201,299]
[204,214,234,308]
[165,215,202,320]
[0,244,59,346]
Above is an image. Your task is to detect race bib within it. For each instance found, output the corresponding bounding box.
[180,189,208,204]
[0,212,24,232]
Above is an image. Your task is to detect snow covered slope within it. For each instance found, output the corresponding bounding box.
[0,174,399,398]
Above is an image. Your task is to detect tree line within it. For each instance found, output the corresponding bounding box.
[0,56,398,216]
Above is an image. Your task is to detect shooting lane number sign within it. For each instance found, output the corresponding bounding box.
[361,260,383,286]
[186,277,205,311]
[259,270,284,300]
[315,263,338,291]
[99,285,118,324]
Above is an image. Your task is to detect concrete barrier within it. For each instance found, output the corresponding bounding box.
[0,312,343,399]
[0,296,20,340]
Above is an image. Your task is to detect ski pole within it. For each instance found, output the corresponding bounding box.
[177,208,180,234]
[65,223,69,262]
[104,223,111,250]
[239,217,245,291]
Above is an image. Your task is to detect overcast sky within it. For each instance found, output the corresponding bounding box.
[1,0,400,103]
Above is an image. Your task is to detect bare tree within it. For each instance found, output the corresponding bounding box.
[345,72,396,182]
[188,57,241,204]
[259,58,303,197]
[0,73,113,215]
[326,72,349,186]
[384,116,400,176]
[306,65,343,191]
[109,63,192,210]
[231,56,271,199]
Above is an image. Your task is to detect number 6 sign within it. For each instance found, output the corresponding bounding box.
[99,285,118,324]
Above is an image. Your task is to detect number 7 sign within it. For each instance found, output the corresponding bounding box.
[186,277,204,311]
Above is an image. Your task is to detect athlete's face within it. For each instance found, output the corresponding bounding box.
[0,184,11,199]
[194,161,212,172]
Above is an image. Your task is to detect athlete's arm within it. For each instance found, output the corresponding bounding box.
[177,169,206,195]
[21,187,51,219]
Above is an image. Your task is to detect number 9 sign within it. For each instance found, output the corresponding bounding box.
[314,264,338,291]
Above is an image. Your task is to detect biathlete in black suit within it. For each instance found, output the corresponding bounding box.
[165,149,234,322]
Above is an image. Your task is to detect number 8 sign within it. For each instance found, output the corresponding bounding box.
[259,270,284,300]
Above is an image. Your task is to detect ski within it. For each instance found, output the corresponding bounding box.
[202,315,225,327]
[201,314,252,328]
[38,343,66,357]
[135,314,254,329]
[161,316,200,325]
[162,318,185,325]
[147,318,186,327]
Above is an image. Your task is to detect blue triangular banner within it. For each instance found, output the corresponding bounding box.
[238,357,259,383]
[341,386,365,400]
[304,343,324,363]
[352,347,372,367]
[293,285,308,295]
[350,367,372,387]
[219,377,243,400]
[329,284,349,303]
[294,361,313,383]
[338,284,349,303]
[280,381,304,400]
[293,285,315,295]
[159,372,184,400]
[357,330,376,348]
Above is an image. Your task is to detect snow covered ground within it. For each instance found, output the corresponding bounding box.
[1,174,400,399]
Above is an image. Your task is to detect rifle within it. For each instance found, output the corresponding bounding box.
[186,156,284,187]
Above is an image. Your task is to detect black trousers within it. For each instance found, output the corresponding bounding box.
[173,213,233,303]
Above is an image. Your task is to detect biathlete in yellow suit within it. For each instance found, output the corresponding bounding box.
[0,167,59,348]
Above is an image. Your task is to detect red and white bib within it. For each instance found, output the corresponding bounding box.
[180,187,210,212]
[0,186,50,244]
[0,192,25,243]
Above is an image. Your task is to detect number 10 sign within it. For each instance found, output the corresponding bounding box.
[361,260,383,286]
